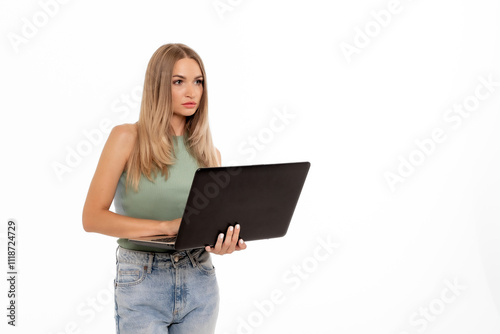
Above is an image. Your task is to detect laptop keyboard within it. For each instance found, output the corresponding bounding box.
[152,236,177,243]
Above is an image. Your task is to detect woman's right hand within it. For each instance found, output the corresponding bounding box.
[162,218,182,236]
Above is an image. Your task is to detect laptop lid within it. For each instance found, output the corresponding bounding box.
[129,161,311,250]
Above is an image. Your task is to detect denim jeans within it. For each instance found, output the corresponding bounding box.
[114,246,220,333]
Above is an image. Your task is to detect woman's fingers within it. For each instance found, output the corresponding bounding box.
[206,233,224,253]
[222,225,235,253]
[233,224,241,243]
[206,224,246,255]
[225,224,241,254]
[236,238,247,250]
[215,233,224,252]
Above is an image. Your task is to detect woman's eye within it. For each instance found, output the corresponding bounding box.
[196,79,204,85]
[173,80,182,84]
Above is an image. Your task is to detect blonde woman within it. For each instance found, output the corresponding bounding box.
[82,43,246,333]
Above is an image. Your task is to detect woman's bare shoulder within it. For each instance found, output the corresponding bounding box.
[111,123,137,138]
[108,123,137,146]
[100,123,138,164]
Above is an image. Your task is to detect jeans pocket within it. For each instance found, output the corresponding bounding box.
[195,250,216,276]
[115,262,147,287]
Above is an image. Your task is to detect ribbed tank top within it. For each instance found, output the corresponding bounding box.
[113,134,200,252]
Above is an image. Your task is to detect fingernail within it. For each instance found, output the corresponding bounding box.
[229,226,233,232]
[240,239,244,244]
[219,233,224,239]
[236,224,240,229]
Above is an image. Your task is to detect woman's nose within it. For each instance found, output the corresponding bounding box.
[185,83,195,97]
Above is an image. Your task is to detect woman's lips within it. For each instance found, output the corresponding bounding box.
[182,102,196,109]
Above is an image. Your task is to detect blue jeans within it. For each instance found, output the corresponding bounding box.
[114,246,220,333]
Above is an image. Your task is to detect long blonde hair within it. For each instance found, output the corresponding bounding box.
[125,43,219,192]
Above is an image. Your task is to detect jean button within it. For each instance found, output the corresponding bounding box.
[173,255,180,262]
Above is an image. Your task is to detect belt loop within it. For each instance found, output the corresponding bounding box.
[146,252,154,274]
[195,248,204,258]
[186,250,198,268]
[170,253,178,269]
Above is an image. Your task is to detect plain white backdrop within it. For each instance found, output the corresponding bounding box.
[1,0,500,333]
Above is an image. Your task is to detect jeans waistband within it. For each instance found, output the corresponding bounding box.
[115,246,205,273]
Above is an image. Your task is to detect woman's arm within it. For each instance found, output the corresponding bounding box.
[82,124,179,238]
[215,147,221,167]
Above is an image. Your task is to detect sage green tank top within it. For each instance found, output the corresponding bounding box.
[113,134,200,252]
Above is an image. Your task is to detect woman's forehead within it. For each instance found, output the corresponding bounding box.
[172,58,202,77]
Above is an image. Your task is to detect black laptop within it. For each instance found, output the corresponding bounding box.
[128,161,311,250]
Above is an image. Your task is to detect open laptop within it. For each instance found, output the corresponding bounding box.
[128,161,311,250]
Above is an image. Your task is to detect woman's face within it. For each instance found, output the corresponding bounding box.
[171,58,204,118]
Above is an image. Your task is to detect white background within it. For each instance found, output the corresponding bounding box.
[1,0,500,333]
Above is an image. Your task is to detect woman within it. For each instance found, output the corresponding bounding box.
[82,43,246,333]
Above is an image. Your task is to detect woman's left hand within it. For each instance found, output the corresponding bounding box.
[206,224,247,255]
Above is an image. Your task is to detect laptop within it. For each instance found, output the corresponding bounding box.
[128,161,311,250]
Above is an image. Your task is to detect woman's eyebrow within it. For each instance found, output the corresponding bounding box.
[172,74,203,79]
